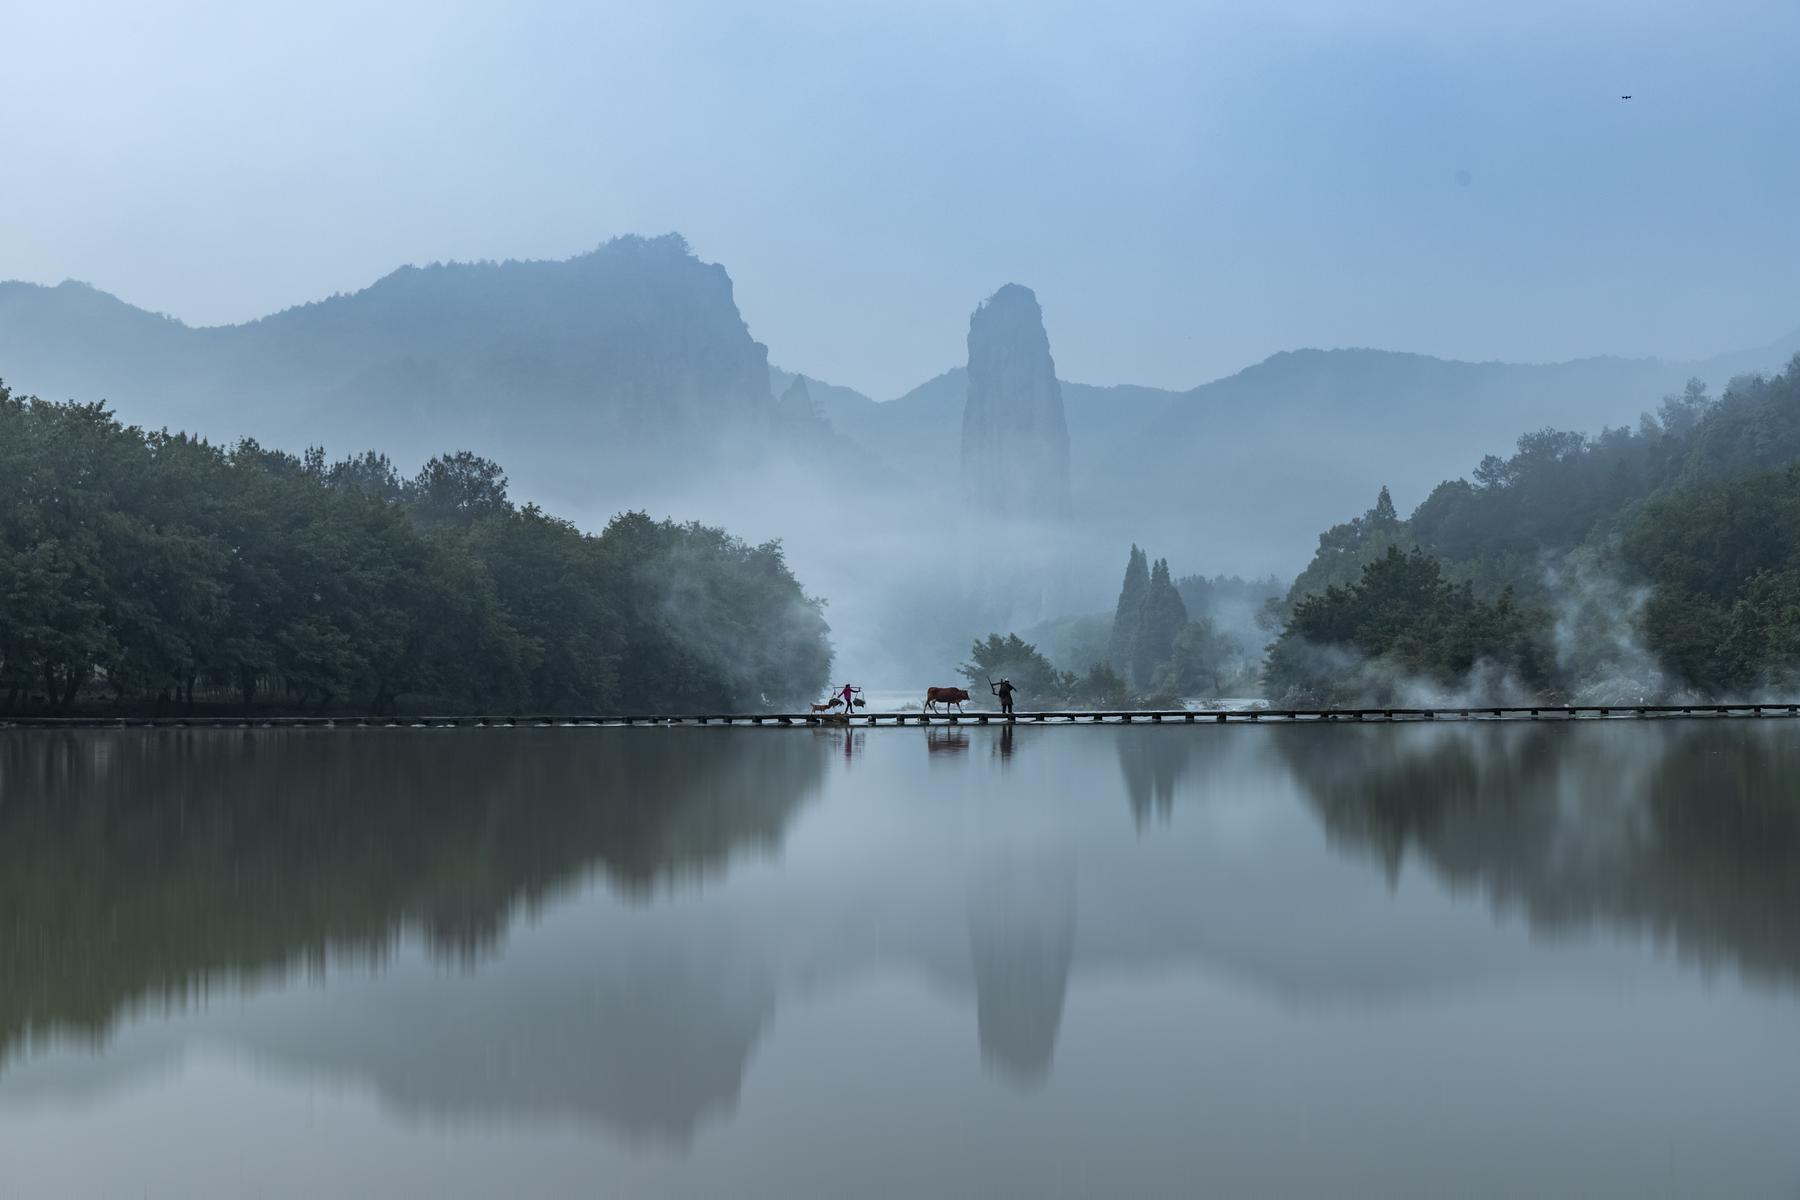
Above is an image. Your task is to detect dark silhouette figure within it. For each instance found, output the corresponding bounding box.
[992,678,1016,716]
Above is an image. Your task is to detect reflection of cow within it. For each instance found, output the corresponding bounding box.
[926,728,971,754]
[924,686,972,713]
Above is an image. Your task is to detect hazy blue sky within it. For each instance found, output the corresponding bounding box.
[3,0,1797,397]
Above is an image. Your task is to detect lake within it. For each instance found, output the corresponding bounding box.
[2,722,1798,1197]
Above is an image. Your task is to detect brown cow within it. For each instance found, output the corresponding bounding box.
[923,686,971,713]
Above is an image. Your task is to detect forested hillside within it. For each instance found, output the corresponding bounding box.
[10,239,1796,587]
[0,236,822,513]
[0,384,831,715]
[1267,358,1800,704]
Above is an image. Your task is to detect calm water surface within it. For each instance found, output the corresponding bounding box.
[2,722,1798,1197]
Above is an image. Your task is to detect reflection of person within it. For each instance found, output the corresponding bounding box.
[991,678,1016,716]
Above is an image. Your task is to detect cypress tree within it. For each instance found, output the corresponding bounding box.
[1135,557,1189,688]
[1108,545,1149,676]
[1370,484,1398,529]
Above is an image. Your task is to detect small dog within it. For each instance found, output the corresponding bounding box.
[809,698,845,713]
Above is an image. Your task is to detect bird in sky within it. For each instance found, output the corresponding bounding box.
[1621,94,1632,100]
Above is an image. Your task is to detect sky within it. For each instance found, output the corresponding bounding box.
[2,0,1797,399]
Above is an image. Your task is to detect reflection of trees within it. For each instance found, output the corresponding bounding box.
[1277,723,1800,987]
[1116,729,1197,826]
[0,729,823,1068]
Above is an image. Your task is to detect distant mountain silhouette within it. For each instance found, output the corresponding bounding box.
[4,239,1796,575]
[808,336,1800,575]
[0,235,809,508]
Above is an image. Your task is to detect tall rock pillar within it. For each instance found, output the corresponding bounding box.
[961,285,1072,518]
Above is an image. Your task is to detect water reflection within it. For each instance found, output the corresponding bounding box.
[966,846,1075,1085]
[0,729,824,1074]
[4,722,1800,1173]
[1116,729,1198,826]
[1276,722,1800,986]
[925,727,970,756]
[827,727,865,763]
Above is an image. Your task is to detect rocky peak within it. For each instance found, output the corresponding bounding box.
[961,284,1071,517]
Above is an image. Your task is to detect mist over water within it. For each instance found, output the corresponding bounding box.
[3,723,1799,1197]
[5,7,1800,1199]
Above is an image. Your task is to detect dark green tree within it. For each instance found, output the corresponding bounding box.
[1134,557,1188,688]
[1152,617,1233,697]
[1265,546,1547,705]
[959,633,1072,707]
[0,384,832,716]
[1107,545,1148,676]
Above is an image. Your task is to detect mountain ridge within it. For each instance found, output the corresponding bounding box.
[6,243,1799,579]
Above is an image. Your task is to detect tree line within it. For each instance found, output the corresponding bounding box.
[957,548,1274,708]
[0,384,831,715]
[1264,355,1800,703]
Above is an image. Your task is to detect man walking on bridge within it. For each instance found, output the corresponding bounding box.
[991,677,1016,716]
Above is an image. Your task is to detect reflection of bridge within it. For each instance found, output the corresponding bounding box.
[7,704,1800,729]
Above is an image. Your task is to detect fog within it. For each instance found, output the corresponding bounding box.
[5,1,1800,397]
[4,2,1800,705]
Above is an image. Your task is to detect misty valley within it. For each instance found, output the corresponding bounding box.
[5,237,1800,718]
[7,4,1800,1194]
[6,232,1800,1200]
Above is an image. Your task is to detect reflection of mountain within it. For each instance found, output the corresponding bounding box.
[206,925,780,1145]
[966,848,1076,1086]
[0,729,823,1077]
[1277,723,1800,986]
[12,723,1800,1157]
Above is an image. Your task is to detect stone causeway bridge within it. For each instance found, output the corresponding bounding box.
[2,704,1796,730]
